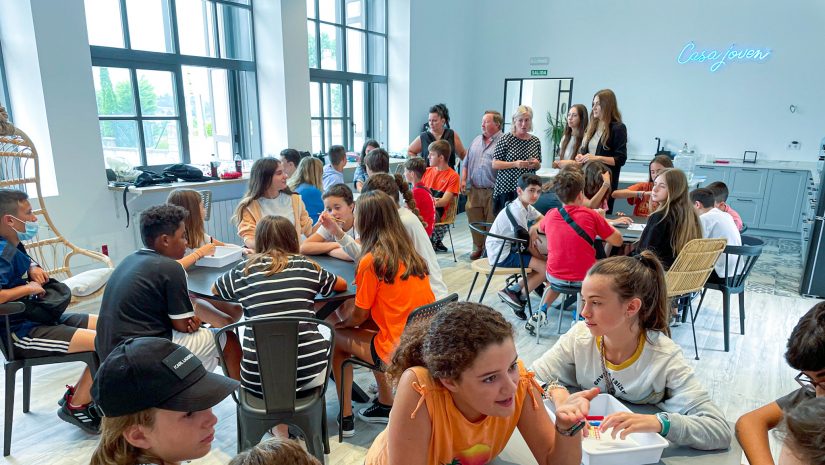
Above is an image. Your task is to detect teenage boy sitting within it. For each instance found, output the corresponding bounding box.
[486,173,546,319]
[526,167,623,334]
[690,188,742,283]
[364,148,390,176]
[421,140,460,252]
[323,145,347,191]
[403,157,436,237]
[706,181,744,231]
[0,189,101,433]
[736,302,825,465]
[95,204,241,379]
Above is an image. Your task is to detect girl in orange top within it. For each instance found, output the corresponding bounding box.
[612,155,673,217]
[332,190,435,437]
[365,302,599,465]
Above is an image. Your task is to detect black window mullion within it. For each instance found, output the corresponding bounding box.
[173,67,190,164]
[120,0,132,49]
[228,70,242,159]
[169,0,181,54]
[130,68,147,165]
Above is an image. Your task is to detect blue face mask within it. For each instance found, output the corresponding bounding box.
[11,216,39,241]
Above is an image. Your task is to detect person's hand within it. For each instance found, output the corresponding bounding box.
[318,211,344,237]
[241,247,254,256]
[199,243,217,257]
[601,171,611,184]
[27,281,45,297]
[460,178,467,194]
[610,216,634,226]
[28,266,49,284]
[552,160,560,169]
[185,316,203,333]
[527,158,540,169]
[600,412,662,440]
[555,387,600,430]
[595,208,606,217]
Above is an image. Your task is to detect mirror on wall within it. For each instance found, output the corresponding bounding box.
[502,77,573,168]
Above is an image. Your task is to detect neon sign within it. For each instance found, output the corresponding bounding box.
[677,41,771,72]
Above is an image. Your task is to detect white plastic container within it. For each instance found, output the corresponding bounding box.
[195,246,242,268]
[545,394,668,465]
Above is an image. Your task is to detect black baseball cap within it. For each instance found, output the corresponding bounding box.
[92,337,239,417]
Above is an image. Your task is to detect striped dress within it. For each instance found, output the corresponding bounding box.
[214,255,337,396]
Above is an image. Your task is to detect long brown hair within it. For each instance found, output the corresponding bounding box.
[583,160,610,201]
[582,89,622,152]
[588,251,671,338]
[648,155,674,182]
[243,215,313,276]
[654,168,703,255]
[355,190,428,283]
[287,156,323,191]
[167,189,207,248]
[361,173,426,229]
[388,302,514,384]
[90,410,161,465]
[233,157,292,225]
[558,103,588,160]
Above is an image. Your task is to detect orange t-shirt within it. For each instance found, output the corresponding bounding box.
[355,253,435,362]
[626,181,658,217]
[421,167,460,221]
[365,361,543,465]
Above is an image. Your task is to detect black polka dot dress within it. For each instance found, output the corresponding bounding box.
[492,133,542,198]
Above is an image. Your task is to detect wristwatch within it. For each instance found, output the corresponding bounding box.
[655,412,671,437]
[555,421,586,437]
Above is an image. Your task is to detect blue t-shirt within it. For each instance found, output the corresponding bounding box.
[295,183,324,223]
[0,238,37,337]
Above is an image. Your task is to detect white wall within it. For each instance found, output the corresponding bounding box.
[408,0,825,161]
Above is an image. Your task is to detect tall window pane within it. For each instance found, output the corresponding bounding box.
[93,67,136,116]
[345,0,365,28]
[307,21,319,68]
[319,24,342,71]
[346,29,365,73]
[368,34,386,75]
[218,4,253,60]
[143,120,182,165]
[136,70,177,116]
[177,0,216,57]
[352,81,365,150]
[368,0,386,33]
[84,0,125,48]
[307,0,317,19]
[100,120,140,168]
[126,0,174,53]
[182,66,232,165]
[318,0,341,23]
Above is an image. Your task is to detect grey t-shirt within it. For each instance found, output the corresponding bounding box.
[776,387,815,411]
[258,195,293,223]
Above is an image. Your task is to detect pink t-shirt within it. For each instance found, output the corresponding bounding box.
[721,205,744,231]
[541,205,615,281]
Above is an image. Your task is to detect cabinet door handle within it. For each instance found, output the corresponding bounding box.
[780,170,798,174]
[735,198,753,202]
[742,168,759,172]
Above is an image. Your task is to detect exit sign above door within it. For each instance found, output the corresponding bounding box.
[531,69,548,76]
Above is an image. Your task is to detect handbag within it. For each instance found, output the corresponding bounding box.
[22,278,71,325]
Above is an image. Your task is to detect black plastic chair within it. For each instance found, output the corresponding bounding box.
[694,235,764,352]
[0,302,99,456]
[338,293,459,442]
[214,316,334,463]
[466,222,534,318]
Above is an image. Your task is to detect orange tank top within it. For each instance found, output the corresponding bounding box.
[365,360,543,465]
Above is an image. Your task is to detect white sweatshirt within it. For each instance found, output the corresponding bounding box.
[531,323,731,450]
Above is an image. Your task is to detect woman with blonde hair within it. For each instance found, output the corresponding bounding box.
[553,104,589,169]
[491,105,542,214]
[634,168,703,269]
[288,156,325,223]
[331,190,435,437]
[233,157,313,249]
[578,89,627,212]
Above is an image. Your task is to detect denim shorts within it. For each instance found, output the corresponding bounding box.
[497,251,533,268]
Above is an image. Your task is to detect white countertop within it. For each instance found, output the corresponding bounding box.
[536,168,650,185]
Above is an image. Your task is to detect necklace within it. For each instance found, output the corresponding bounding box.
[597,337,617,395]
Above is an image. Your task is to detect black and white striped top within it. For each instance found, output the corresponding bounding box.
[214,255,337,396]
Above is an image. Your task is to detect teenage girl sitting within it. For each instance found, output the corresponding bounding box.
[365,302,598,465]
[531,252,731,450]
[634,168,703,270]
[301,183,359,261]
[612,155,673,217]
[234,157,313,250]
[331,190,436,437]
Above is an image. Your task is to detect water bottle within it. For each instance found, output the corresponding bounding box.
[234,154,242,173]
[674,143,695,182]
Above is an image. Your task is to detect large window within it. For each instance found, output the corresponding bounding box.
[0,37,10,118]
[307,0,387,154]
[85,0,260,169]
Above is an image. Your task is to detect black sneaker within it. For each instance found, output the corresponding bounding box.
[58,402,101,434]
[337,415,355,438]
[498,288,525,310]
[57,384,75,407]
[433,241,449,253]
[358,401,391,424]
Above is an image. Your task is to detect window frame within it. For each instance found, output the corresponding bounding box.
[88,0,260,169]
[0,37,11,119]
[307,0,387,154]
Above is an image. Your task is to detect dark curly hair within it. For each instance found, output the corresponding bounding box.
[140,204,188,248]
[777,397,825,465]
[387,302,514,383]
[785,301,825,372]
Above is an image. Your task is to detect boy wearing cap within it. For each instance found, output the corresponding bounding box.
[95,205,241,378]
[91,336,239,465]
[0,189,101,433]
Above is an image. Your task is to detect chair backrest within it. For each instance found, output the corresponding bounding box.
[406,293,459,326]
[719,242,763,290]
[0,114,112,279]
[199,190,213,221]
[0,302,26,362]
[435,196,458,226]
[214,316,334,415]
[665,238,727,298]
[468,221,528,262]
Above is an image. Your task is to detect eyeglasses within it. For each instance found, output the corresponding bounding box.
[795,372,825,392]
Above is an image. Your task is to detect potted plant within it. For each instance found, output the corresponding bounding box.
[545,104,567,165]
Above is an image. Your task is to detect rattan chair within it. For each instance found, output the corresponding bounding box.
[0,108,113,307]
[433,196,458,262]
[665,238,727,360]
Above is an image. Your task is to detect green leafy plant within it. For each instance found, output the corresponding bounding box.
[545,105,567,164]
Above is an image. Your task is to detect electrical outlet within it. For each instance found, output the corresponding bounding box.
[788,141,801,150]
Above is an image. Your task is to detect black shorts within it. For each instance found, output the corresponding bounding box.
[11,313,89,358]
[369,335,386,369]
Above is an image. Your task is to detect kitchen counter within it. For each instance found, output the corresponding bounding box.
[536,168,649,185]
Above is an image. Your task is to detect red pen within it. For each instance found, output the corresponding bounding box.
[585,416,604,421]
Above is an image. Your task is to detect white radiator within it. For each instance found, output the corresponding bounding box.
[204,198,243,245]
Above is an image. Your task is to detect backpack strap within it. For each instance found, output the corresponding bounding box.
[505,201,528,252]
[557,207,595,250]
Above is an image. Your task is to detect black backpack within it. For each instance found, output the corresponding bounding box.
[163,164,217,182]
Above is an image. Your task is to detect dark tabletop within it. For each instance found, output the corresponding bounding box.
[606,214,648,242]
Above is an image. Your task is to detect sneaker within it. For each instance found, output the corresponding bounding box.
[57,385,75,407]
[358,401,391,424]
[669,315,682,328]
[470,248,483,260]
[498,288,525,310]
[58,402,101,434]
[525,312,548,336]
[337,415,355,438]
[433,241,449,253]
